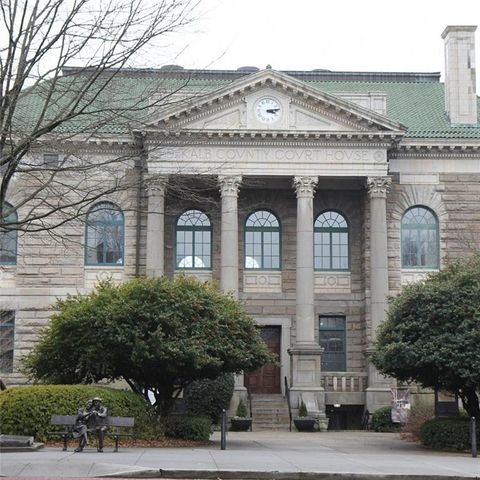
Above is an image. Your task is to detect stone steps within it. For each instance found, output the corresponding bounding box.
[250,394,290,431]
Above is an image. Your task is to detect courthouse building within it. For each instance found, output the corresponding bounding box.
[1,26,479,428]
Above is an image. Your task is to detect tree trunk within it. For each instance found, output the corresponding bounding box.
[459,386,480,418]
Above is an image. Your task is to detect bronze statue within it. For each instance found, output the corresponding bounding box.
[73,397,108,452]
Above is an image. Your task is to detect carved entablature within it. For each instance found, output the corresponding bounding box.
[366,176,392,198]
[218,175,242,197]
[293,176,318,198]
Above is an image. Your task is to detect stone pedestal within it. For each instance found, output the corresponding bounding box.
[145,175,167,278]
[366,177,394,411]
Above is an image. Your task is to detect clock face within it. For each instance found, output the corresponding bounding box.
[255,97,282,124]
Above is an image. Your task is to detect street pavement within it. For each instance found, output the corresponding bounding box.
[0,431,479,479]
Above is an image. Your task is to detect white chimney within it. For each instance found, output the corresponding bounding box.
[441,25,477,125]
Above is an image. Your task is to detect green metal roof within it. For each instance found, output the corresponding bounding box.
[14,70,480,139]
[309,80,480,138]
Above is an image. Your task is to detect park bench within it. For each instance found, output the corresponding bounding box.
[48,415,135,452]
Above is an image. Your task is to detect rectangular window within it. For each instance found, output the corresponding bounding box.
[0,311,15,373]
[319,316,346,372]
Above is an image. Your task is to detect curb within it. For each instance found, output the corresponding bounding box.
[105,469,480,480]
[0,442,45,453]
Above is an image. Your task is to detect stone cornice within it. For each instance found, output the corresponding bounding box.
[143,129,399,148]
[27,133,137,155]
[170,97,246,128]
[290,97,371,132]
[393,138,480,157]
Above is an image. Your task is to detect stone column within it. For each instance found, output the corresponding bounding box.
[366,176,393,412]
[218,175,242,297]
[289,176,325,424]
[293,176,318,346]
[145,175,167,278]
[218,176,245,395]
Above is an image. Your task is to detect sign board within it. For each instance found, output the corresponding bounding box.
[435,390,459,417]
[391,388,411,423]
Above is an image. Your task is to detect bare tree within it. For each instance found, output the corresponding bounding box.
[0,0,201,233]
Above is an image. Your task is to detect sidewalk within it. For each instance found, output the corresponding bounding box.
[1,431,479,479]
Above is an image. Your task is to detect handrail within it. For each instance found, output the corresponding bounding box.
[284,376,292,432]
[246,384,253,432]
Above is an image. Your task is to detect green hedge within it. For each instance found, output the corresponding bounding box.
[184,373,234,423]
[420,417,479,451]
[0,385,158,442]
[164,415,211,441]
[371,406,401,432]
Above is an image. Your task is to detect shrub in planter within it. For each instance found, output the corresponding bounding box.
[371,406,401,432]
[230,399,252,431]
[0,385,157,442]
[294,400,316,432]
[165,415,211,441]
[420,417,480,451]
[184,373,234,423]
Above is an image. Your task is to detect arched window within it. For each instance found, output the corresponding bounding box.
[401,206,439,268]
[176,210,211,269]
[314,211,349,270]
[0,203,17,265]
[244,210,280,270]
[85,202,124,266]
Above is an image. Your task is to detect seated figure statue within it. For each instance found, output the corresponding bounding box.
[73,397,108,452]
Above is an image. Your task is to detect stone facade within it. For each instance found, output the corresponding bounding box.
[2,26,480,426]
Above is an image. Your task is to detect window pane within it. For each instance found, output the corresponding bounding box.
[0,311,15,373]
[319,316,346,372]
[401,207,438,268]
[176,210,211,270]
[0,230,17,264]
[0,203,17,265]
[245,211,280,269]
[86,203,124,265]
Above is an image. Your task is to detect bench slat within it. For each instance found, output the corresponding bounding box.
[107,417,134,427]
[50,415,76,425]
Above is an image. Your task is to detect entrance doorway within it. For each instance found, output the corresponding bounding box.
[245,326,281,394]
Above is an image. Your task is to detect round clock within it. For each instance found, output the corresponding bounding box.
[255,97,282,124]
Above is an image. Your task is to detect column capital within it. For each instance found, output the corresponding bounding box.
[366,176,392,198]
[218,175,242,197]
[293,176,318,198]
[145,174,168,194]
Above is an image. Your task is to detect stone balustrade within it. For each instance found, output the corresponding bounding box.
[321,372,368,392]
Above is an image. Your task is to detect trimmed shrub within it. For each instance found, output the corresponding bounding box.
[184,373,234,423]
[235,399,248,417]
[298,400,308,418]
[0,385,158,442]
[401,404,435,441]
[164,415,211,441]
[420,417,480,451]
[371,406,401,432]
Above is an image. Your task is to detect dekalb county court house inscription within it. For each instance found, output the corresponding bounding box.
[151,146,389,176]
[156,147,386,164]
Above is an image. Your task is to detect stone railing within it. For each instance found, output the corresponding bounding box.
[320,372,368,392]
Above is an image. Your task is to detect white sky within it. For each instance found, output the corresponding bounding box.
[157,0,480,89]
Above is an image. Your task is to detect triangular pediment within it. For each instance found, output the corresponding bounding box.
[144,69,406,135]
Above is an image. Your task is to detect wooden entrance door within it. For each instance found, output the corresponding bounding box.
[245,326,281,394]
